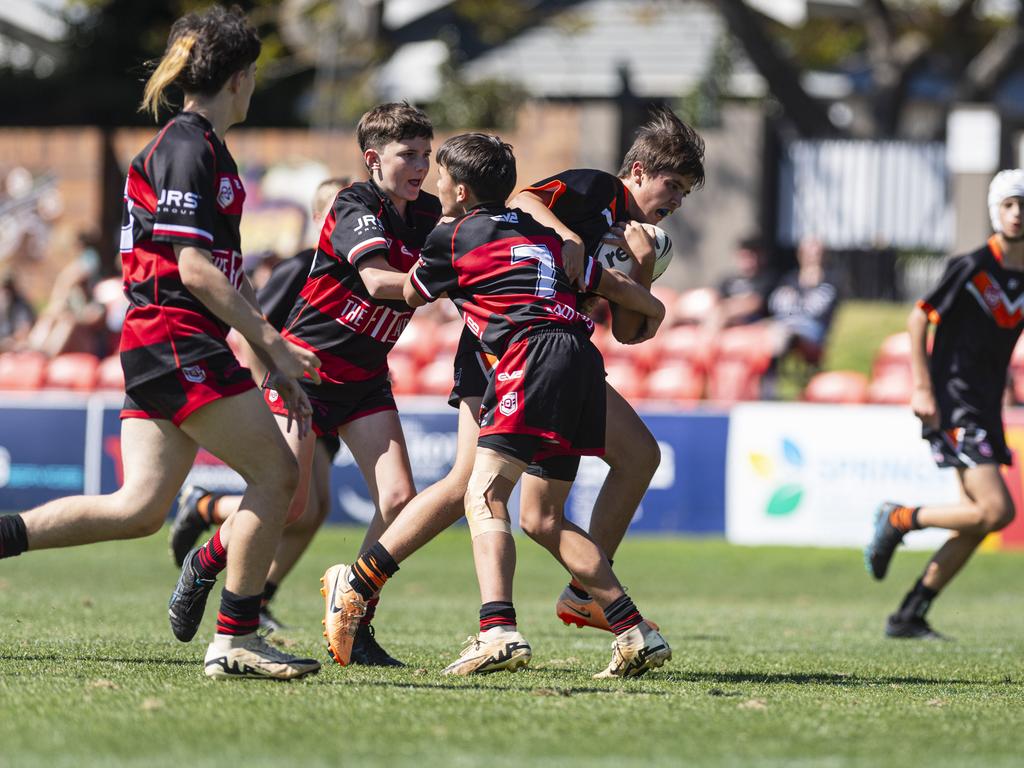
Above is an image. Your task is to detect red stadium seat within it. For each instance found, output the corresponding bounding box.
[393,316,440,366]
[416,359,455,396]
[803,370,869,404]
[872,332,912,379]
[0,351,48,390]
[867,370,913,405]
[715,324,774,373]
[659,325,711,370]
[604,361,645,401]
[387,351,420,395]
[435,320,465,357]
[44,353,100,391]
[644,360,704,402]
[96,355,125,391]
[706,358,761,403]
[674,287,718,325]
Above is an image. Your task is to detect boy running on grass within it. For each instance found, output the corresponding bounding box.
[865,169,1024,638]
[323,133,671,677]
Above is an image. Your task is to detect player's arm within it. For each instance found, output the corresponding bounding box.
[358,254,408,301]
[236,276,270,385]
[402,271,428,308]
[907,303,937,428]
[404,230,457,309]
[509,189,585,288]
[608,221,658,343]
[591,263,665,343]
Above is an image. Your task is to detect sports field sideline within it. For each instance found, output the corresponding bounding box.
[1,527,1022,767]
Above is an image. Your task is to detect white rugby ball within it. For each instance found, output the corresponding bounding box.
[592,223,673,282]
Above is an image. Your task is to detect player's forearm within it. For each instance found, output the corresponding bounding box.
[609,304,647,343]
[402,273,428,307]
[177,245,280,353]
[357,254,408,300]
[907,305,933,393]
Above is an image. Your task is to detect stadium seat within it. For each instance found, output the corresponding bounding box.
[416,358,455,396]
[96,355,125,391]
[706,358,761,403]
[674,287,718,325]
[803,370,869,404]
[387,351,419,395]
[644,360,704,401]
[392,316,440,366]
[434,319,465,358]
[0,351,48,390]
[715,324,774,373]
[867,370,913,405]
[658,324,710,370]
[44,352,100,391]
[604,361,645,400]
[872,331,912,379]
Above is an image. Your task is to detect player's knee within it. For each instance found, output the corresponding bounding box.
[464,457,519,539]
[519,509,558,546]
[984,499,1015,532]
[379,485,415,523]
[113,494,168,538]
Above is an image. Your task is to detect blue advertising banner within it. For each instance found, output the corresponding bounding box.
[2,396,729,538]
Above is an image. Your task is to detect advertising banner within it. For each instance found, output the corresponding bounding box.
[726,403,960,549]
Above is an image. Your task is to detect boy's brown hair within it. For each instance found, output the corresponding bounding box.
[357,102,434,152]
[617,107,705,188]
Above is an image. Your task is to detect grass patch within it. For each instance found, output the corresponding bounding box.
[824,300,913,375]
[2,527,1023,767]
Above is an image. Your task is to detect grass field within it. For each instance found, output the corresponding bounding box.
[2,527,1023,767]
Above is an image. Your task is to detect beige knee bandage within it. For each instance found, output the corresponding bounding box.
[465,452,525,538]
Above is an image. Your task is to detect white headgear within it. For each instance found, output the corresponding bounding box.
[988,169,1024,233]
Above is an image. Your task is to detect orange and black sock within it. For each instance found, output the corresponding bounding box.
[261,580,278,608]
[479,601,516,632]
[348,542,399,600]
[605,594,644,636]
[195,529,227,579]
[888,505,921,533]
[196,493,223,525]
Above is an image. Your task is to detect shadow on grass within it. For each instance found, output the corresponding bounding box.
[671,670,1009,687]
[0,652,196,667]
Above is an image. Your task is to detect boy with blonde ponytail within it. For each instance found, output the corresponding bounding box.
[0,5,323,681]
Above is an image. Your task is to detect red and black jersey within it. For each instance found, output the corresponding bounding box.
[119,111,248,388]
[258,248,315,331]
[919,236,1024,429]
[522,168,631,256]
[409,204,603,357]
[281,180,441,394]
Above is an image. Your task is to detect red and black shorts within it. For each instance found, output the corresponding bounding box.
[121,354,256,426]
[924,423,1011,469]
[478,328,606,475]
[448,330,494,408]
[265,375,396,438]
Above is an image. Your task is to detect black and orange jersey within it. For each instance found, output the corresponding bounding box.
[409,204,603,357]
[919,236,1024,428]
[119,111,247,388]
[280,180,441,393]
[521,168,631,256]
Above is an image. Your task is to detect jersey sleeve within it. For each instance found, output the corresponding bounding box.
[409,227,458,302]
[329,197,390,266]
[521,169,619,221]
[148,134,217,248]
[581,255,605,293]
[918,254,975,323]
[257,251,313,330]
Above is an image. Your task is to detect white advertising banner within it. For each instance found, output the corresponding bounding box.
[726,403,960,549]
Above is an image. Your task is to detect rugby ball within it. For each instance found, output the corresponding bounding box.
[592,223,673,282]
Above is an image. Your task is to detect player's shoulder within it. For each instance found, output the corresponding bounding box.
[946,243,994,272]
[335,180,380,212]
[143,115,213,165]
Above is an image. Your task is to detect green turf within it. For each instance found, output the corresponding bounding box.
[2,527,1022,767]
[823,300,913,376]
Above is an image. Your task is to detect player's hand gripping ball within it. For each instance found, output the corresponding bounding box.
[592,223,673,281]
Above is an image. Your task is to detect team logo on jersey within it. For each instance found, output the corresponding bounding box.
[217,177,234,209]
[354,214,383,235]
[966,272,1024,328]
[182,365,206,383]
[490,212,519,223]
[498,391,518,417]
[267,389,279,403]
[215,174,245,214]
[497,369,523,382]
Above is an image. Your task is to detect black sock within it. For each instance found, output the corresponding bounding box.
[568,583,591,600]
[215,589,262,636]
[895,578,938,622]
[910,508,922,530]
[604,594,644,635]
[0,514,28,559]
[479,601,517,632]
[348,542,400,600]
[262,580,278,606]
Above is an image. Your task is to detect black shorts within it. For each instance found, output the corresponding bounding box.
[318,434,342,460]
[925,424,1011,468]
[479,328,606,459]
[448,329,494,408]
[122,354,255,426]
[265,375,396,437]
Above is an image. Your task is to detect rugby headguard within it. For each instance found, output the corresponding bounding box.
[988,169,1024,233]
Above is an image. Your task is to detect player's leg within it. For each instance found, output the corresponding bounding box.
[885,465,1013,639]
[441,445,531,676]
[321,408,415,666]
[519,463,670,679]
[556,384,660,630]
[320,397,480,667]
[169,487,239,567]
[1,417,197,557]
[177,389,319,679]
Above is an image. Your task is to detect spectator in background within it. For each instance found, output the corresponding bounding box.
[0,273,36,351]
[704,234,774,330]
[760,236,840,397]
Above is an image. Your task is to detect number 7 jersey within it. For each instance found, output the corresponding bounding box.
[409,204,604,357]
